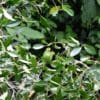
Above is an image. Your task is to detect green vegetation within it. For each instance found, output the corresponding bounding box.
[0,0,100,99]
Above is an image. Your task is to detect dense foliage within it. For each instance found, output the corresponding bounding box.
[0,0,100,99]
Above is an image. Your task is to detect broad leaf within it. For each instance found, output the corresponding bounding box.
[84,44,96,55]
[49,6,60,16]
[21,27,45,39]
[34,81,46,92]
[62,5,74,16]
[70,47,82,57]
[3,9,15,21]
[81,0,97,26]
[7,51,18,58]
[6,27,45,40]
[6,21,21,27]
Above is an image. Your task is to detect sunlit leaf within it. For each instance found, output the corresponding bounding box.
[7,45,14,52]
[80,56,90,62]
[7,51,18,58]
[49,6,60,16]
[0,92,8,100]
[70,47,82,57]
[70,37,80,45]
[33,44,44,50]
[94,83,100,91]
[19,59,31,64]
[23,65,30,74]
[3,9,15,21]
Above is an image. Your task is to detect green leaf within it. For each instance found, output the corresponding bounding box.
[97,0,100,5]
[42,48,55,63]
[81,0,97,26]
[88,66,100,91]
[20,27,45,39]
[40,16,57,28]
[49,6,60,16]
[62,5,74,16]
[55,88,62,100]
[34,81,46,92]
[70,37,80,45]
[30,54,37,67]
[95,44,100,48]
[84,44,96,55]
[6,28,17,36]
[6,21,21,27]
[0,13,3,19]
[98,17,100,24]
[54,32,64,41]
[16,34,28,43]
[40,16,50,27]
[6,27,45,40]
[70,47,82,57]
